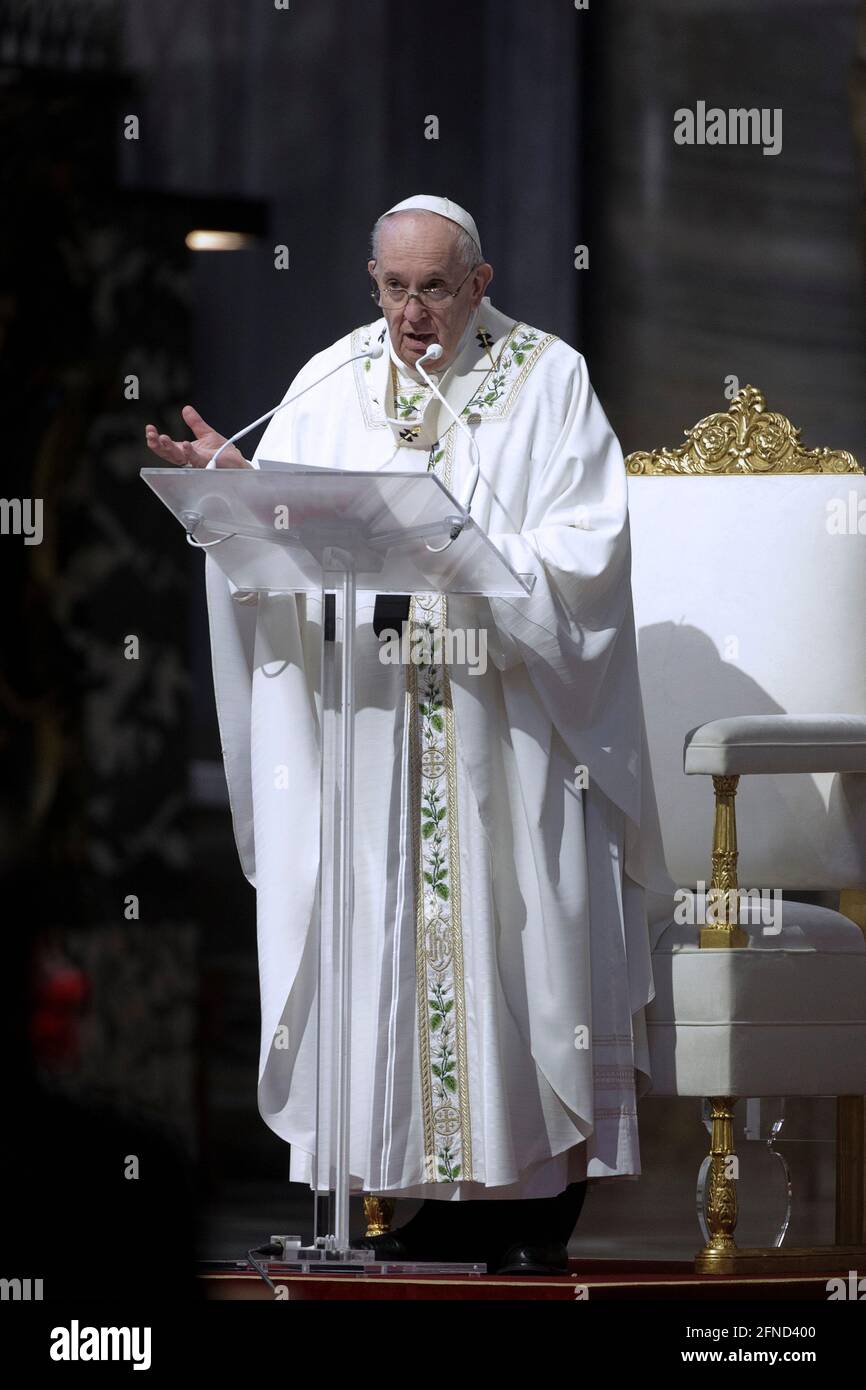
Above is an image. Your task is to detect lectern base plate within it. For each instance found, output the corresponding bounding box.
[267,1256,487,1276]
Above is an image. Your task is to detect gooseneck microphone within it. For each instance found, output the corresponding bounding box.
[206,343,385,468]
[412,342,482,551]
[374,337,480,631]
[415,342,482,509]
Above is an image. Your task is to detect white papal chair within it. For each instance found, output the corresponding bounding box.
[626,385,866,1274]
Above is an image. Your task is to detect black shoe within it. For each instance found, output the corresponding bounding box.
[350,1199,482,1262]
[350,1201,440,1260]
[492,1239,570,1275]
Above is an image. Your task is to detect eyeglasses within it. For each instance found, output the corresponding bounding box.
[369,263,476,308]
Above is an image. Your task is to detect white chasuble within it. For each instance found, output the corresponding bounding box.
[204,297,674,1200]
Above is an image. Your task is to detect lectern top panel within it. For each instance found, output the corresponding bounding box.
[140,466,533,597]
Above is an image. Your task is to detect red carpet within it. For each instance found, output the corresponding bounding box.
[201,1257,854,1301]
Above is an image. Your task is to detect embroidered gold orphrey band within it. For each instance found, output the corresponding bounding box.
[397,326,555,1183]
[407,429,474,1183]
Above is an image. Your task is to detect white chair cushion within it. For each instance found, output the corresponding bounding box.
[645,901,866,1096]
[684,714,866,775]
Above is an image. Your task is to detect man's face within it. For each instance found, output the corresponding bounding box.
[367,212,493,372]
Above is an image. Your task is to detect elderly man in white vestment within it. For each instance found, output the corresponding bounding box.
[145,194,666,1275]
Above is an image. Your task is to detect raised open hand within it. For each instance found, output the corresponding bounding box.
[144,405,249,468]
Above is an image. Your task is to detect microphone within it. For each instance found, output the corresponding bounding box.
[373,337,474,631]
[206,343,385,468]
[412,342,481,549]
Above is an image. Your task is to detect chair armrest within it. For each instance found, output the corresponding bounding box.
[683,715,866,775]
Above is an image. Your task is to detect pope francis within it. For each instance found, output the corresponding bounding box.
[145,194,666,1275]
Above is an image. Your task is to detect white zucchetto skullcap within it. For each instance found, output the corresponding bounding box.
[380,194,482,257]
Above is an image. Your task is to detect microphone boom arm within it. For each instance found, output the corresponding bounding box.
[207,344,384,468]
[412,343,481,553]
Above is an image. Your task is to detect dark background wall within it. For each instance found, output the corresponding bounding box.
[584,0,866,459]
[1,0,863,1271]
[118,0,585,434]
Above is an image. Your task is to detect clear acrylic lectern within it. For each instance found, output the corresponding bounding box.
[141,462,534,1273]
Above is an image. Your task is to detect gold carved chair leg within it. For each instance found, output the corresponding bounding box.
[694,786,866,1272]
[700,774,747,950]
[695,780,745,1268]
[363,1195,395,1238]
[695,1097,740,1273]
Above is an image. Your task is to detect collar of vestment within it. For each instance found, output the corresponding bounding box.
[385,293,482,384]
[352,296,533,449]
